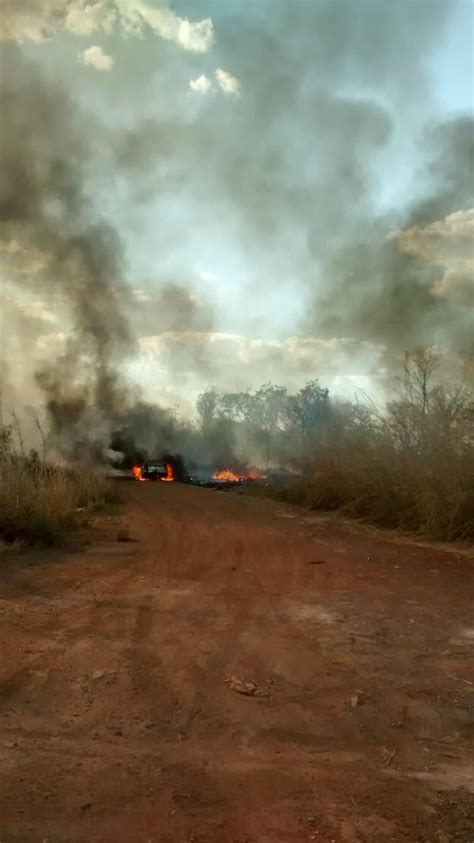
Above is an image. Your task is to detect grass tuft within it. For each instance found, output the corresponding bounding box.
[0,457,119,547]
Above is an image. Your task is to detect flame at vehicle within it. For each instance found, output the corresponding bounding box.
[132,463,175,482]
[132,465,147,481]
[162,463,174,482]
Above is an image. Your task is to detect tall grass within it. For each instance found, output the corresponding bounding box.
[246,355,474,543]
[0,455,119,546]
[270,431,474,542]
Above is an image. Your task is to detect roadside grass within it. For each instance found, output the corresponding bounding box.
[0,458,120,547]
[244,441,474,543]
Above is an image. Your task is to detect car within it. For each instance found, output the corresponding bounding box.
[141,459,169,481]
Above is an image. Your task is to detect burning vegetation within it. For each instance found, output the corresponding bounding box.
[98,353,473,542]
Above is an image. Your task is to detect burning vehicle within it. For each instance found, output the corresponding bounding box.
[127,449,271,489]
[132,459,175,482]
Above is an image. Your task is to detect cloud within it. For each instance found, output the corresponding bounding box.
[0,0,215,53]
[0,240,51,277]
[389,208,474,261]
[215,68,240,96]
[390,209,474,306]
[65,1,116,36]
[120,1,214,53]
[80,44,114,70]
[0,0,63,42]
[189,74,212,95]
[189,70,242,96]
[138,332,386,396]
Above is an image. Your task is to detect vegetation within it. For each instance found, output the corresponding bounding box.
[0,427,118,547]
[197,351,474,542]
[2,350,472,546]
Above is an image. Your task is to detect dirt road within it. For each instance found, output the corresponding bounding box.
[1,482,473,842]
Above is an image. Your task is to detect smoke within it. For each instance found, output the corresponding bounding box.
[0,1,472,467]
[310,116,474,364]
[114,0,472,378]
[0,47,135,458]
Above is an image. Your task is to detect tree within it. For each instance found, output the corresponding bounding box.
[196,388,219,430]
[387,349,439,453]
[402,349,438,419]
[0,423,13,459]
[286,380,331,447]
[244,384,288,466]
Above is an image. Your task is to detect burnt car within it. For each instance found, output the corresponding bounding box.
[141,459,170,481]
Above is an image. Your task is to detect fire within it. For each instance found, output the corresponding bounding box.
[247,469,266,480]
[132,463,174,482]
[212,468,267,483]
[132,465,147,481]
[162,463,174,482]
[213,469,243,483]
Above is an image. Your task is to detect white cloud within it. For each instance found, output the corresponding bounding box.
[1,0,215,53]
[138,332,385,393]
[189,74,212,94]
[126,0,214,53]
[130,331,389,416]
[112,0,215,52]
[80,44,114,70]
[189,70,243,97]
[65,1,116,36]
[215,67,240,96]
[390,209,474,306]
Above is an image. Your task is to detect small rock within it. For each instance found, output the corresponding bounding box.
[92,670,104,681]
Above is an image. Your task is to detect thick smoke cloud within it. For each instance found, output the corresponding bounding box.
[0,47,135,457]
[115,0,472,376]
[311,116,474,363]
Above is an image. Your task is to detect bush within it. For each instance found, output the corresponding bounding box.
[243,354,474,542]
[255,417,474,542]
[0,456,119,546]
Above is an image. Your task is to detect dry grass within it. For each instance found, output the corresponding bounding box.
[249,433,474,543]
[302,446,472,542]
[244,377,474,543]
[0,458,119,546]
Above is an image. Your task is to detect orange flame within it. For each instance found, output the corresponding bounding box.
[213,469,242,483]
[161,463,174,482]
[132,465,147,481]
[247,469,266,480]
[212,467,267,483]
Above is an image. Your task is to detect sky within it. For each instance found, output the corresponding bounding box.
[0,0,473,420]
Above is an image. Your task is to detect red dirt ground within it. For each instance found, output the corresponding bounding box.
[1,482,473,842]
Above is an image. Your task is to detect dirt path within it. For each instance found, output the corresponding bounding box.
[1,482,473,842]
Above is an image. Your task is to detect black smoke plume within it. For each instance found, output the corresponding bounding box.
[0,47,135,460]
